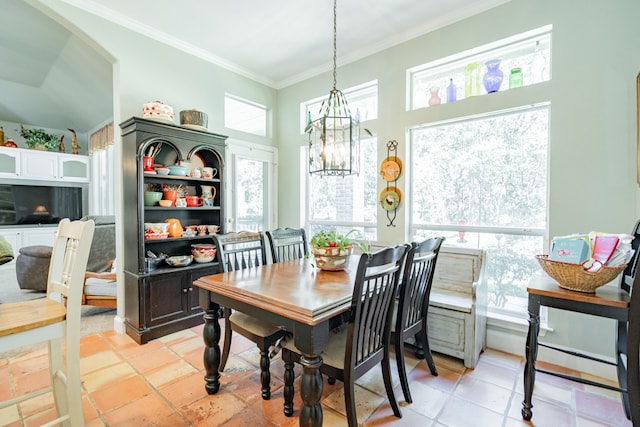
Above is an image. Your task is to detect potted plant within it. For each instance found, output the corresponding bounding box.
[309,229,369,270]
[19,125,59,151]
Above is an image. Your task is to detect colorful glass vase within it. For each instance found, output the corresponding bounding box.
[464,62,482,98]
[428,87,441,106]
[482,59,504,93]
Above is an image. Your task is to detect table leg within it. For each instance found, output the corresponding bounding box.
[522,295,540,421]
[299,354,323,427]
[202,302,221,395]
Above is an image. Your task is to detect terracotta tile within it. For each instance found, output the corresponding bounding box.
[127,346,181,373]
[145,358,198,388]
[454,375,513,413]
[169,336,204,356]
[82,393,99,422]
[80,349,122,375]
[158,329,199,346]
[103,392,177,426]
[23,407,61,427]
[80,334,113,357]
[116,336,164,359]
[90,374,154,413]
[18,390,54,418]
[82,361,138,392]
[10,353,49,378]
[182,346,206,371]
[462,358,518,390]
[409,363,461,394]
[364,402,433,426]
[438,395,504,426]
[574,388,631,426]
[397,380,448,419]
[159,371,210,409]
[0,405,20,426]
[182,392,247,426]
[14,368,50,395]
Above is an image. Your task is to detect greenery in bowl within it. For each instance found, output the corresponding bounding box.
[310,229,369,253]
[20,125,59,150]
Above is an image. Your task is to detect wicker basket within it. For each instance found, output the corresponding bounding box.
[535,254,626,293]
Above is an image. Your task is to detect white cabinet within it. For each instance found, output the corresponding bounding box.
[0,147,89,182]
[0,148,20,178]
[20,151,58,180]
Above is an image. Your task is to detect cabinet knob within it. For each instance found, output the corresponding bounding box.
[183,288,188,293]
[188,287,193,292]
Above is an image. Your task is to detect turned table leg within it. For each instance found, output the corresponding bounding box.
[522,295,540,421]
[299,354,323,427]
[202,300,221,395]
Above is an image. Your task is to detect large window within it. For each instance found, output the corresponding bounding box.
[410,105,549,317]
[303,82,378,240]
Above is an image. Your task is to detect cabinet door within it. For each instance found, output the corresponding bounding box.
[58,154,89,182]
[147,271,189,326]
[20,151,57,180]
[0,147,20,178]
[21,228,57,247]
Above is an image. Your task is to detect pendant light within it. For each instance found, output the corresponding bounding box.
[307,0,360,177]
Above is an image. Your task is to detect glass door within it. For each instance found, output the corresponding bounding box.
[225,140,277,232]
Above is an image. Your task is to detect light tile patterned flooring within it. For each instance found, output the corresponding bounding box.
[0,320,633,426]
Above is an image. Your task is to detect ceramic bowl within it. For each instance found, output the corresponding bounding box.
[165,255,193,267]
[168,164,188,176]
[158,199,173,208]
[191,244,216,263]
[144,222,169,240]
[207,225,220,235]
[144,191,163,206]
[155,167,170,175]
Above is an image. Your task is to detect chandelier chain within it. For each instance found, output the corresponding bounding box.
[332,0,337,90]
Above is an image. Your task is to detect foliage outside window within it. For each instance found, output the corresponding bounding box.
[225,94,269,137]
[410,105,549,316]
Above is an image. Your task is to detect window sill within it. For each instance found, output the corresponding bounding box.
[487,309,552,337]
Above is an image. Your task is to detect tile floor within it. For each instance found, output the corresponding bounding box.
[0,320,633,427]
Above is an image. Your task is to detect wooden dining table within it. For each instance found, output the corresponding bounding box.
[193,256,361,427]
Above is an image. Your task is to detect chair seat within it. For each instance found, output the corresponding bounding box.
[229,311,282,337]
[0,299,65,337]
[282,326,347,370]
[84,277,117,297]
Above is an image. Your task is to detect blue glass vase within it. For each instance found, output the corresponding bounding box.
[482,59,504,93]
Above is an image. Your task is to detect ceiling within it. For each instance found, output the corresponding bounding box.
[1,0,509,133]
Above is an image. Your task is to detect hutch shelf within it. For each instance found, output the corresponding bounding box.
[120,117,227,344]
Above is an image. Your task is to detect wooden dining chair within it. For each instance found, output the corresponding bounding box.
[282,244,409,426]
[265,227,308,263]
[0,218,95,427]
[212,231,288,400]
[392,236,445,403]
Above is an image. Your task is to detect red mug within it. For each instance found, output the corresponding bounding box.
[143,156,154,171]
[185,196,203,207]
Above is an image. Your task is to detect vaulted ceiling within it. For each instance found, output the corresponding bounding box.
[1,0,509,133]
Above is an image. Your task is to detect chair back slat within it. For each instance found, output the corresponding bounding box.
[347,244,408,368]
[213,231,267,273]
[398,237,445,333]
[266,228,308,263]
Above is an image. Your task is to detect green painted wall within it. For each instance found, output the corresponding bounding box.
[277,0,640,365]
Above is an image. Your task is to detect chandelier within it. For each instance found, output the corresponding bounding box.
[307,0,360,177]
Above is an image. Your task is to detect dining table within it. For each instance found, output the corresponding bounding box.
[193,256,361,427]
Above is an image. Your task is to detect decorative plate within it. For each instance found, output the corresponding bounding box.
[380,156,402,181]
[380,188,402,211]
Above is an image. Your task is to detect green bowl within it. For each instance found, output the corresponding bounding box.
[144,191,163,206]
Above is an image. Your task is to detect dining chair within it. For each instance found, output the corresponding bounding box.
[0,218,95,427]
[265,227,308,263]
[392,236,445,404]
[281,244,410,426]
[212,231,288,400]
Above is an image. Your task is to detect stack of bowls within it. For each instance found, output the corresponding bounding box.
[191,244,216,263]
[144,191,163,206]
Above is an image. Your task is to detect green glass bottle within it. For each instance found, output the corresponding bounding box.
[509,68,523,89]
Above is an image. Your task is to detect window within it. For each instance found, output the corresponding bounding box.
[301,80,378,133]
[224,95,269,136]
[303,81,378,240]
[408,26,551,110]
[409,105,549,317]
[89,145,115,215]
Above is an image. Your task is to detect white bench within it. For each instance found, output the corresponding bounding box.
[427,246,487,368]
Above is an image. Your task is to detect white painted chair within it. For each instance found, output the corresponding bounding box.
[0,218,95,427]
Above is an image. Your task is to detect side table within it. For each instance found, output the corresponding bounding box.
[522,271,631,421]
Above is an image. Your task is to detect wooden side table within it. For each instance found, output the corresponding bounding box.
[522,272,631,421]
